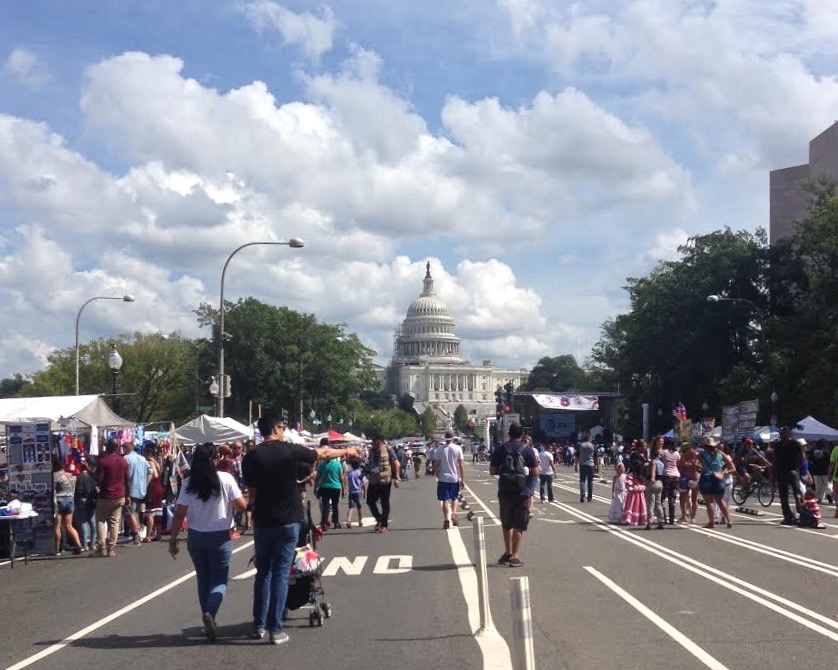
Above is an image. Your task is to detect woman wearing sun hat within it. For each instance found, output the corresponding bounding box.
[698,437,735,528]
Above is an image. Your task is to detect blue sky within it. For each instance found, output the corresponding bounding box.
[1,1,837,378]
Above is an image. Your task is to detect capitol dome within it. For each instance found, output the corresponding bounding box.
[395,263,463,363]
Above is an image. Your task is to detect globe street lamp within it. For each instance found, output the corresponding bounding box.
[217,238,305,417]
[107,347,124,415]
[75,295,135,395]
[209,377,220,415]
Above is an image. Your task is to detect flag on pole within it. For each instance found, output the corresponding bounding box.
[672,402,687,422]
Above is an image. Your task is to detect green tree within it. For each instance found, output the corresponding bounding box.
[25,332,200,424]
[453,404,469,432]
[420,406,437,439]
[360,389,395,410]
[589,228,770,431]
[522,355,590,392]
[397,393,416,415]
[196,298,379,424]
[0,373,32,397]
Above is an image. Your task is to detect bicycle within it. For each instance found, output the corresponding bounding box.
[731,470,774,507]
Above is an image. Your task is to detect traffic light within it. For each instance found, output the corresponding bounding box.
[494,386,504,415]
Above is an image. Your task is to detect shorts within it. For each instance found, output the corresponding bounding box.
[698,473,724,496]
[348,492,363,510]
[498,495,529,532]
[437,481,460,502]
[126,497,146,515]
[55,496,74,514]
[526,477,537,497]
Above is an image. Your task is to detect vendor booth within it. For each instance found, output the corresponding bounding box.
[176,414,252,445]
[792,416,838,442]
[0,394,132,560]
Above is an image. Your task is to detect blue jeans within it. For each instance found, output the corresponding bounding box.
[187,530,233,618]
[75,501,97,546]
[253,523,300,634]
[539,474,554,501]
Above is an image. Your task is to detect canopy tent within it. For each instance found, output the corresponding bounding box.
[0,394,131,428]
[792,416,838,442]
[754,425,779,443]
[176,415,252,445]
[341,431,364,442]
[248,421,307,445]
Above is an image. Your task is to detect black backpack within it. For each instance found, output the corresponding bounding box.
[498,442,527,494]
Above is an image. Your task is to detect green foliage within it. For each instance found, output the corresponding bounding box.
[522,355,591,392]
[357,408,419,439]
[453,404,469,432]
[196,298,379,424]
[360,389,395,410]
[590,227,770,429]
[397,393,416,415]
[0,373,31,398]
[420,406,437,439]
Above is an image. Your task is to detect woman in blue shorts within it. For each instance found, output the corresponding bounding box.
[698,438,734,529]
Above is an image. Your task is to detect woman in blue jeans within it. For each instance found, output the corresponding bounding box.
[169,443,247,642]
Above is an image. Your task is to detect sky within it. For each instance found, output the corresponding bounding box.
[1,0,837,379]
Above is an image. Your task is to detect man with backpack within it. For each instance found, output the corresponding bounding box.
[490,423,539,568]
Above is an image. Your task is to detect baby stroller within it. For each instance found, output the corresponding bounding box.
[283,500,331,627]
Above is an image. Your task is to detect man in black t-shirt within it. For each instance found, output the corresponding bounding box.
[243,415,360,645]
[772,427,805,525]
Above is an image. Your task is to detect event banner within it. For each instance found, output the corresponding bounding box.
[531,394,599,411]
[737,399,759,440]
[721,405,738,442]
[539,412,577,439]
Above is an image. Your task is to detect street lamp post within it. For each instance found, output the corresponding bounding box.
[107,347,123,416]
[217,238,305,417]
[75,295,135,395]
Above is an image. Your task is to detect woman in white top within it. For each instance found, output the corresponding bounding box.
[169,442,247,642]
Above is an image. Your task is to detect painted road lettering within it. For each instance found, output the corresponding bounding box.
[321,555,413,576]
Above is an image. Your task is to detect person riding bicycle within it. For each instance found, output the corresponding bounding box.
[736,438,769,488]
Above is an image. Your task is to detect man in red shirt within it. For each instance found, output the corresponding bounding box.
[94,438,129,557]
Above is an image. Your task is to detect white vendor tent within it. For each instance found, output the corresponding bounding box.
[0,394,131,428]
[176,415,252,445]
[792,416,838,442]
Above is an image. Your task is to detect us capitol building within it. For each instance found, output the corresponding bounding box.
[385,263,528,422]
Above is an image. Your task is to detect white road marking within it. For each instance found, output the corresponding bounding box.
[553,502,838,641]
[538,518,575,524]
[373,555,413,574]
[584,566,732,670]
[462,483,501,526]
[445,521,512,670]
[3,540,254,670]
[690,526,838,577]
[322,555,369,576]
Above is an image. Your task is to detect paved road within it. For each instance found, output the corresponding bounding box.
[1,462,836,669]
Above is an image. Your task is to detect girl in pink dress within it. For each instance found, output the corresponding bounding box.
[622,471,648,526]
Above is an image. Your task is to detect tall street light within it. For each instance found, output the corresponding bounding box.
[217,238,305,417]
[107,347,123,416]
[75,295,135,395]
[706,294,763,313]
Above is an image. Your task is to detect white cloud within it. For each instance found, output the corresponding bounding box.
[4,48,49,88]
[239,1,337,58]
[644,227,689,264]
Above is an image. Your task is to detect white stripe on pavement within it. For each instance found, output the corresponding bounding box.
[551,502,838,641]
[2,540,255,670]
[445,523,512,670]
[584,566,732,670]
[233,567,257,580]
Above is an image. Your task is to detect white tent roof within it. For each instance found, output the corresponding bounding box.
[0,394,131,428]
[792,416,838,442]
[176,415,252,445]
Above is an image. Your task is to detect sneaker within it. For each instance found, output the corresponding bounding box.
[780,518,796,526]
[508,557,524,568]
[497,552,511,565]
[333,522,341,530]
[250,628,266,640]
[130,537,142,547]
[443,519,450,530]
[269,632,290,646]
[106,548,116,557]
[202,613,217,642]
[451,513,459,526]
[580,495,585,503]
